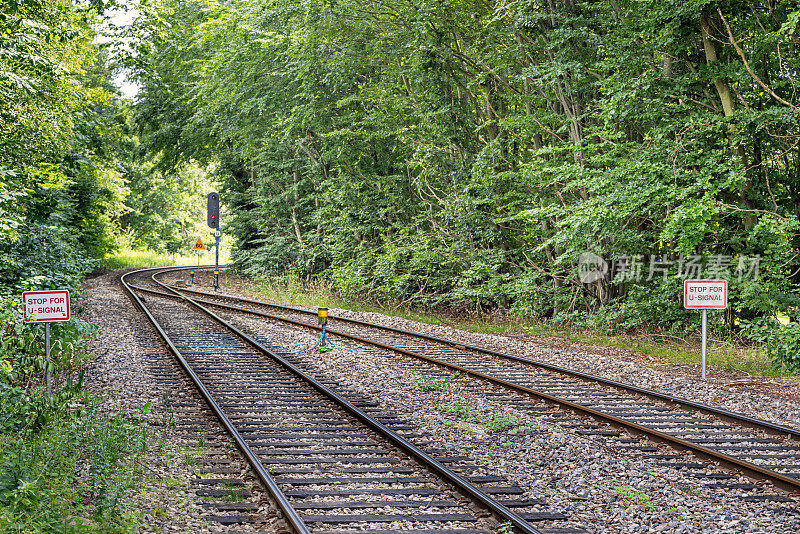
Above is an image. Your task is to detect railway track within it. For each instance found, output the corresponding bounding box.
[122,267,576,534]
[141,346,277,529]
[149,267,800,502]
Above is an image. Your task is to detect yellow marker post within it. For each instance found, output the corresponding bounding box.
[318,308,329,347]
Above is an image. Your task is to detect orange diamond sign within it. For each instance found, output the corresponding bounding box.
[192,238,206,250]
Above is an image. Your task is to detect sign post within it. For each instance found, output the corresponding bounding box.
[192,238,206,280]
[22,290,71,397]
[207,192,220,291]
[214,229,220,291]
[683,280,728,380]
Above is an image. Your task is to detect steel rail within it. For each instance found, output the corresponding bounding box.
[147,271,545,534]
[150,279,800,494]
[169,282,800,442]
[120,267,311,534]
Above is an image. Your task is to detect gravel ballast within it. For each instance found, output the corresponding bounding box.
[178,274,800,534]
[83,269,800,532]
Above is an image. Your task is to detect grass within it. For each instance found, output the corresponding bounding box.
[221,486,247,502]
[445,404,521,432]
[0,396,148,532]
[100,246,231,270]
[411,371,459,392]
[520,321,781,377]
[249,275,445,326]
[236,273,791,380]
[610,482,655,509]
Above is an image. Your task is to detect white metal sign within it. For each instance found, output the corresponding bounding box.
[22,289,70,398]
[22,290,71,322]
[684,280,727,309]
[683,280,727,381]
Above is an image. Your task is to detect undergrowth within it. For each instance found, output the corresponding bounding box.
[100,248,201,270]
[0,298,146,532]
[0,399,147,532]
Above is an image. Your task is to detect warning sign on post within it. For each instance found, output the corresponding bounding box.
[684,280,727,309]
[22,290,71,322]
[192,238,206,250]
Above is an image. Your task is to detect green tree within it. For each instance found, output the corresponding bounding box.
[129,0,800,334]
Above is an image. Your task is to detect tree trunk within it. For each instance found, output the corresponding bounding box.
[700,10,757,230]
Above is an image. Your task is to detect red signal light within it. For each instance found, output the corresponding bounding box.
[207,192,220,228]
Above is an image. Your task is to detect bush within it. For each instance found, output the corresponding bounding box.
[0,295,143,532]
[0,224,97,292]
[740,319,800,373]
[0,401,143,532]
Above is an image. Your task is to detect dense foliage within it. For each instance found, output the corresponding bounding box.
[1,0,121,283]
[0,1,157,529]
[130,0,800,338]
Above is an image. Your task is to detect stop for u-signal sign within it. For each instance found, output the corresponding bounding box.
[684,280,727,309]
[192,238,206,250]
[22,290,71,322]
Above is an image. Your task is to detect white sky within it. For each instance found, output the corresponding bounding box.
[98,3,140,99]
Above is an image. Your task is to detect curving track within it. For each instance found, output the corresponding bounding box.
[151,267,800,500]
[123,267,578,534]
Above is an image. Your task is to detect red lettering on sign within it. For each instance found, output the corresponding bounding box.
[22,290,71,322]
[683,280,727,309]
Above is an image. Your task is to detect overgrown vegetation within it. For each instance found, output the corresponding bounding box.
[127,0,800,371]
[0,298,146,531]
[740,319,800,374]
[0,1,177,528]
[0,401,147,532]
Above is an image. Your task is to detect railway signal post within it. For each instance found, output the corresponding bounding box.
[207,192,220,290]
[684,280,728,380]
[22,290,71,397]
